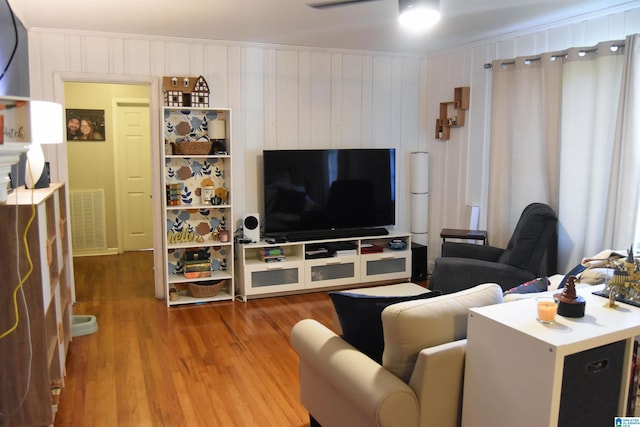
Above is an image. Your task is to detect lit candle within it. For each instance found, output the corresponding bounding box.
[536,297,558,323]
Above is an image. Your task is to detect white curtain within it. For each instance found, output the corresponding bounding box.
[558,40,628,271]
[489,35,639,272]
[605,35,640,256]
[487,53,563,246]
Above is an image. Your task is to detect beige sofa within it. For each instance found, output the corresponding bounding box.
[290,283,504,427]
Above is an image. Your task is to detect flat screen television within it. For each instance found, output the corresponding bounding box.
[263,148,396,238]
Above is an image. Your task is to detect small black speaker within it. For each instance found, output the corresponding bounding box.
[411,242,428,282]
[25,161,51,189]
[243,214,260,242]
[34,162,51,189]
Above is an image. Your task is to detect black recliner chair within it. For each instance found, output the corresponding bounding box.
[429,203,558,294]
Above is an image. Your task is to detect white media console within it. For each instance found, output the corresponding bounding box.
[235,230,412,301]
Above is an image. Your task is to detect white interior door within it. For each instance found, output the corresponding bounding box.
[116,100,153,250]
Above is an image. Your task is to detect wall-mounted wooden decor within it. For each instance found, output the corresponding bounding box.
[435,86,470,140]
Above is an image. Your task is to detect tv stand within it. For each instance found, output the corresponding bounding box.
[285,227,389,242]
[235,230,411,301]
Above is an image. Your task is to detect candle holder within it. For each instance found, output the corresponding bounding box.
[536,296,558,323]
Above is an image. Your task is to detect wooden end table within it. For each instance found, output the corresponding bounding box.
[440,228,488,245]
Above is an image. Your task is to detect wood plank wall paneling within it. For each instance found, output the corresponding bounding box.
[276,50,300,149]
[309,51,332,148]
[56,251,337,427]
[28,6,640,271]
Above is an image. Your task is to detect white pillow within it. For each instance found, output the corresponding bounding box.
[577,268,614,285]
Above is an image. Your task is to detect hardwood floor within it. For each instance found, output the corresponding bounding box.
[55,251,335,427]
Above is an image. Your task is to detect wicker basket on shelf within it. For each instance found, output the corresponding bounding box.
[185,280,226,298]
[174,140,212,155]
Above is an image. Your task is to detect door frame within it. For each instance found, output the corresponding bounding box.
[53,72,165,299]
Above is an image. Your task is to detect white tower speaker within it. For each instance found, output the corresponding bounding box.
[243,214,260,242]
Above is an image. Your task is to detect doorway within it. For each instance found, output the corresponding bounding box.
[64,82,152,254]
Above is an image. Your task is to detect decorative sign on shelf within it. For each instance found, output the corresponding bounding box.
[167,229,195,244]
[0,99,30,143]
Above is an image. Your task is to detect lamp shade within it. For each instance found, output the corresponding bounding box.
[211,119,226,139]
[411,193,429,234]
[410,151,429,194]
[24,100,63,188]
[410,152,429,236]
[30,100,63,145]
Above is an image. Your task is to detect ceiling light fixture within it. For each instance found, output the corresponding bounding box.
[398,0,440,33]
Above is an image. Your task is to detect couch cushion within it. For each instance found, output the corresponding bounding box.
[381,283,504,382]
[329,291,441,363]
[504,277,549,295]
[577,267,613,285]
[331,283,430,333]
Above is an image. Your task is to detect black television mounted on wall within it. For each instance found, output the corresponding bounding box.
[262,148,396,239]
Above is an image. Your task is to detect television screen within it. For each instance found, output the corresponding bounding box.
[263,148,396,236]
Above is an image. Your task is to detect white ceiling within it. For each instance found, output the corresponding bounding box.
[8,0,636,54]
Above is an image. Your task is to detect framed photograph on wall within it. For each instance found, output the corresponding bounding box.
[66,109,106,141]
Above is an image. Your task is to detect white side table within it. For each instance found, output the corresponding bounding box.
[462,284,640,426]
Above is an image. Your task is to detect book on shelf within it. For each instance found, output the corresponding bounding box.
[184,270,212,279]
[182,259,211,266]
[166,183,181,205]
[261,247,284,257]
[182,258,212,274]
[184,266,211,273]
[259,246,285,262]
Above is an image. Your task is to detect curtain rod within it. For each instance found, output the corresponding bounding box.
[483,42,625,69]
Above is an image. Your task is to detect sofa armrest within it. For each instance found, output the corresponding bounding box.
[429,257,536,294]
[409,339,466,427]
[291,319,418,427]
[441,242,504,261]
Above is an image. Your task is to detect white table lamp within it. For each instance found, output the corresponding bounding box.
[25,100,63,189]
[211,119,226,140]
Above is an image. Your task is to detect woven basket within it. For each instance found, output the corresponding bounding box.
[174,140,212,155]
[185,280,226,298]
